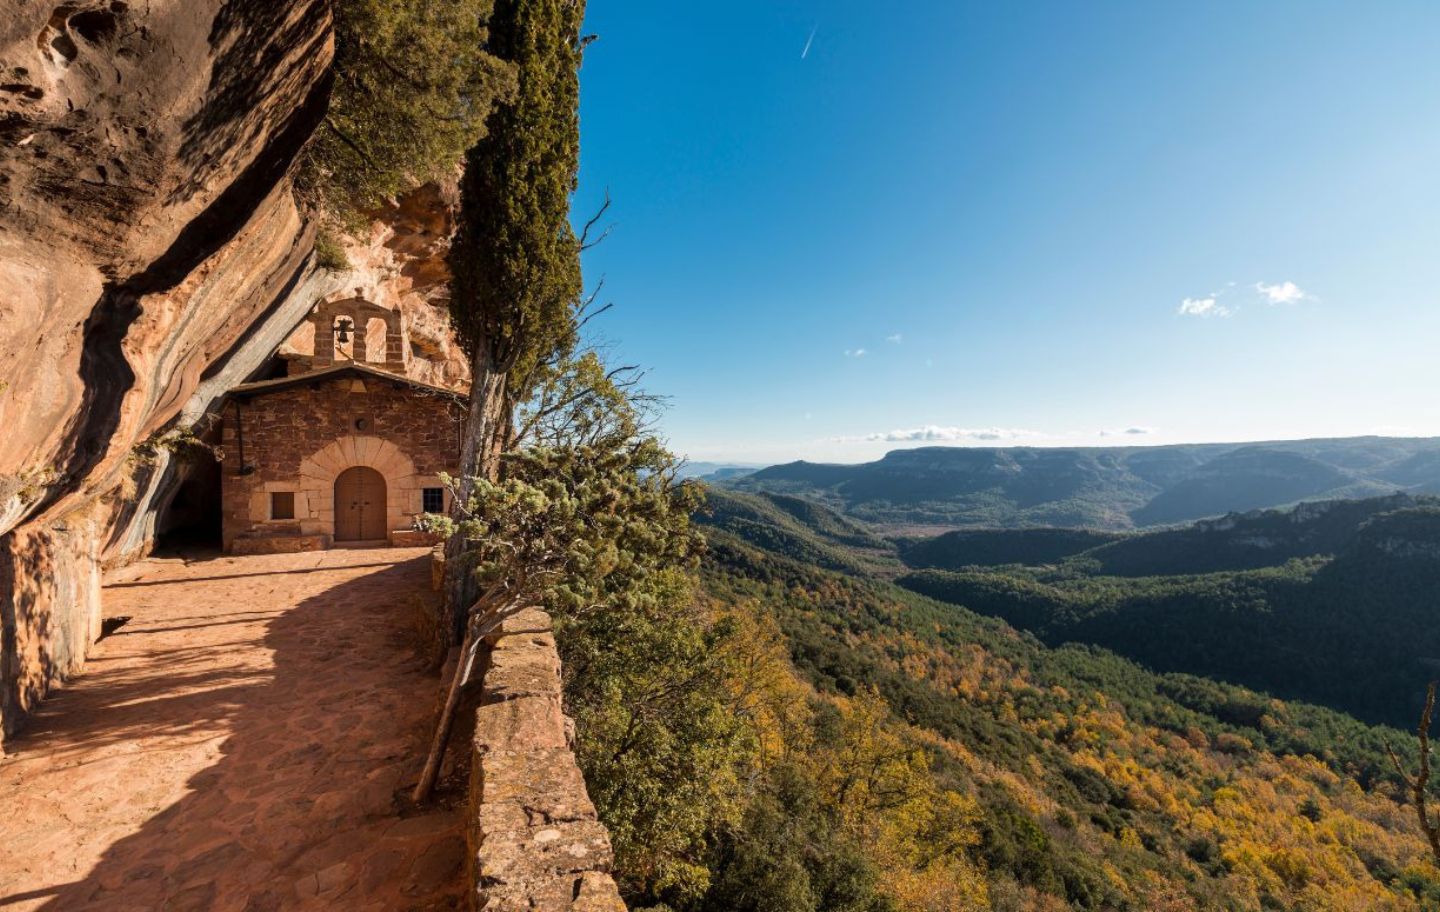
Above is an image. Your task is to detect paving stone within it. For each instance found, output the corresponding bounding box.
[0,548,466,911]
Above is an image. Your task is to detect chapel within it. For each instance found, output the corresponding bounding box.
[218,297,467,554]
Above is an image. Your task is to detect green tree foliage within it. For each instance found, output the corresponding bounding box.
[447,0,586,385]
[692,495,1440,909]
[701,761,896,912]
[454,439,703,621]
[297,0,515,223]
[440,0,589,621]
[423,350,703,639]
[895,502,1440,727]
[413,365,704,800]
[561,572,752,904]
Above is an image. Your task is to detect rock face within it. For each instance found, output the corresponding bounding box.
[303,182,472,391]
[276,181,471,392]
[0,0,482,749]
[0,0,337,747]
[0,1,332,513]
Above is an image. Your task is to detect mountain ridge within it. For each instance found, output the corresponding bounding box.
[726,435,1440,529]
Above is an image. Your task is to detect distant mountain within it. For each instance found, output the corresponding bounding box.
[675,461,761,482]
[1128,446,1387,526]
[726,436,1440,529]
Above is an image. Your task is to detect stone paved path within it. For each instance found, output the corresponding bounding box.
[0,547,465,911]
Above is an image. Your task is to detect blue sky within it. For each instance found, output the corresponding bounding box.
[573,1,1440,465]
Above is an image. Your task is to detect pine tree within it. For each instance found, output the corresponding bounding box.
[298,0,514,223]
[412,401,704,802]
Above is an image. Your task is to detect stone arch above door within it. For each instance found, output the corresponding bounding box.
[296,435,419,541]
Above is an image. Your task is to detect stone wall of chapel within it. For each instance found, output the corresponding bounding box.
[220,378,464,549]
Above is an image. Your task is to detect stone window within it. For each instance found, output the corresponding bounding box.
[270,492,295,520]
[422,487,444,513]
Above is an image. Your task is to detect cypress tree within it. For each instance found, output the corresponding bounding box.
[443,0,588,618]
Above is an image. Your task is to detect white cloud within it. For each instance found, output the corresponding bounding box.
[886,333,903,344]
[1175,280,1309,319]
[844,348,867,358]
[1178,296,1232,318]
[1100,426,1156,437]
[1254,281,1308,304]
[838,425,1042,443]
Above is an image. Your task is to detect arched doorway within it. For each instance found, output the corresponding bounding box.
[334,466,387,541]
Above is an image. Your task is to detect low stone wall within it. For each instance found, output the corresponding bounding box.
[0,511,104,754]
[230,532,330,555]
[391,529,445,548]
[468,607,626,911]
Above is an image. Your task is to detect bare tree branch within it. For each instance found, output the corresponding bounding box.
[577,301,614,334]
[578,190,613,251]
[1388,680,1440,864]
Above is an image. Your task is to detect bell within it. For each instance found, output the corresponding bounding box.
[335,318,353,345]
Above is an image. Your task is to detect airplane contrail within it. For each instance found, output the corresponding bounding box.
[801,25,817,59]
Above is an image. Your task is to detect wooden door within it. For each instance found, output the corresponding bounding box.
[334,466,387,541]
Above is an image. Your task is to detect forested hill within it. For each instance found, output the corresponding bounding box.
[895,494,1440,728]
[725,436,1440,529]
[690,487,1440,910]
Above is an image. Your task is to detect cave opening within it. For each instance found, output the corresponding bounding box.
[155,449,223,551]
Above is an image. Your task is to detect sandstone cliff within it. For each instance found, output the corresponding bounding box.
[0,0,334,748]
[0,0,465,747]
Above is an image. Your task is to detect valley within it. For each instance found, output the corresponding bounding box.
[694,482,1440,909]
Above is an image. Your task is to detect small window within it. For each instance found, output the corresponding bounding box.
[422,487,445,513]
[270,492,295,520]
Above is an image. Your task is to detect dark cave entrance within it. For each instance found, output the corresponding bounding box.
[156,450,223,550]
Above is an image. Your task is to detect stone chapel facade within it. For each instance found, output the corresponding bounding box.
[218,298,467,553]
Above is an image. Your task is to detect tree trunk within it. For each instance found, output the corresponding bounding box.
[443,341,510,642]
[413,626,478,803]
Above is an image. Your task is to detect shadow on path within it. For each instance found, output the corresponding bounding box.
[0,550,465,912]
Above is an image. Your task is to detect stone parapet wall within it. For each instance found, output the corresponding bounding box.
[0,505,104,755]
[468,607,626,911]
